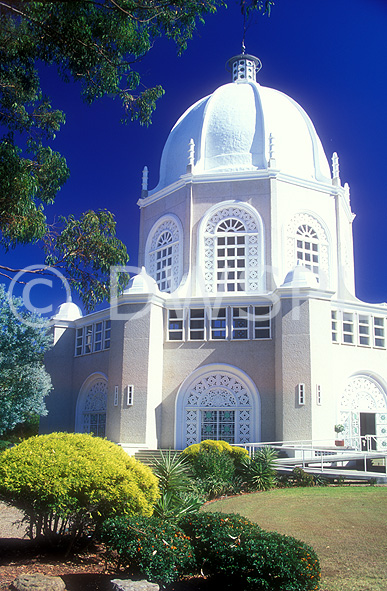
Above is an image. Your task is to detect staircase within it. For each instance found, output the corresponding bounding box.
[134,448,183,467]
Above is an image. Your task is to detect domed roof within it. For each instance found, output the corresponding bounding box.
[151,54,331,193]
[281,262,319,289]
[53,300,83,321]
[124,266,158,294]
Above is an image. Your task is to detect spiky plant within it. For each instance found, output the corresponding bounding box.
[152,450,203,520]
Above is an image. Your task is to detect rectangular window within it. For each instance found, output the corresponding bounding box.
[126,385,134,406]
[75,327,83,356]
[84,324,93,354]
[211,307,227,339]
[168,309,184,340]
[316,384,322,405]
[342,312,354,344]
[189,308,205,340]
[253,306,271,339]
[331,310,338,342]
[94,322,103,351]
[298,383,305,405]
[232,307,248,339]
[358,314,370,346]
[104,320,111,349]
[374,317,385,348]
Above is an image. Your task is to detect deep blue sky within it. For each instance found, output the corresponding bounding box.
[4,0,387,314]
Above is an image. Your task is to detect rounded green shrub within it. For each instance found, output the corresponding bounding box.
[0,432,159,542]
[101,515,196,585]
[180,512,320,591]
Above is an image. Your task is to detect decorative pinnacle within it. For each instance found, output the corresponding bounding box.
[142,166,148,191]
[226,52,262,82]
[141,166,148,197]
[269,133,276,168]
[332,152,341,186]
[187,138,195,172]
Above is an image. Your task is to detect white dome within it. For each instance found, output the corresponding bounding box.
[124,267,158,294]
[281,263,319,289]
[53,300,83,321]
[152,56,331,193]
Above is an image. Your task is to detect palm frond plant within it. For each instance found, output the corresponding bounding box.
[239,446,278,491]
[151,450,203,520]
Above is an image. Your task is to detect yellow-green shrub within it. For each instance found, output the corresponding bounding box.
[0,432,159,543]
[182,440,248,463]
[229,445,249,463]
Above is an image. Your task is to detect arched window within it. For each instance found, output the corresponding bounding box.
[296,224,319,275]
[146,216,182,293]
[202,204,263,294]
[175,364,261,449]
[286,213,329,287]
[76,375,107,437]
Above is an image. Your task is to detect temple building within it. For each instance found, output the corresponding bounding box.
[42,53,387,454]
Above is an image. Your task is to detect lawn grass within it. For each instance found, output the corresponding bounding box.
[203,486,387,591]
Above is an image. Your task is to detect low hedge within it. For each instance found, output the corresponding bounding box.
[101,511,320,590]
[179,512,321,591]
[101,515,196,585]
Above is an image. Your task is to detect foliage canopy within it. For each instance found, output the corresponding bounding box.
[0,0,272,309]
[0,432,160,544]
[0,283,52,434]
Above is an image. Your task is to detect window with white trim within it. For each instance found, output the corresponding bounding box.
[216,219,247,293]
[296,224,319,277]
[75,320,111,356]
[253,306,271,339]
[232,307,249,340]
[298,383,305,405]
[331,309,386,349]
[331,310,338,342]
[342,312,354,344]
[76,328,83,356]
[358,314,370,346]
[84,324,93,354]
[126,385,134,406]
[94,322,103,352]
[211,307,227,340]
[147,217,182,293]
[189,308,205,340]
[203,206,262,294]
[374,317,385,348]
[167,305,272,342]
[104,320,111,349]
[155,230,174,291]
[168,309,184,341]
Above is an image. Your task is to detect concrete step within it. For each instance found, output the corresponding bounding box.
[134,449,183,467]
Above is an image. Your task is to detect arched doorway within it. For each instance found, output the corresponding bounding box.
[75,373,108,437]
[175,364,261,449]
[339,374,387,451]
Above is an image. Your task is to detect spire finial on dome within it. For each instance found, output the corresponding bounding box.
[187,138,195,173]
[141,166,148,197]
[226,52,262,82]
[332,152,341,186]
[269,133,276,168]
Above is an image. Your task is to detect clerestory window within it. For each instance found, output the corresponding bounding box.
[296,224,319,277]
[146,216,182,293]
[202,205,263,294]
